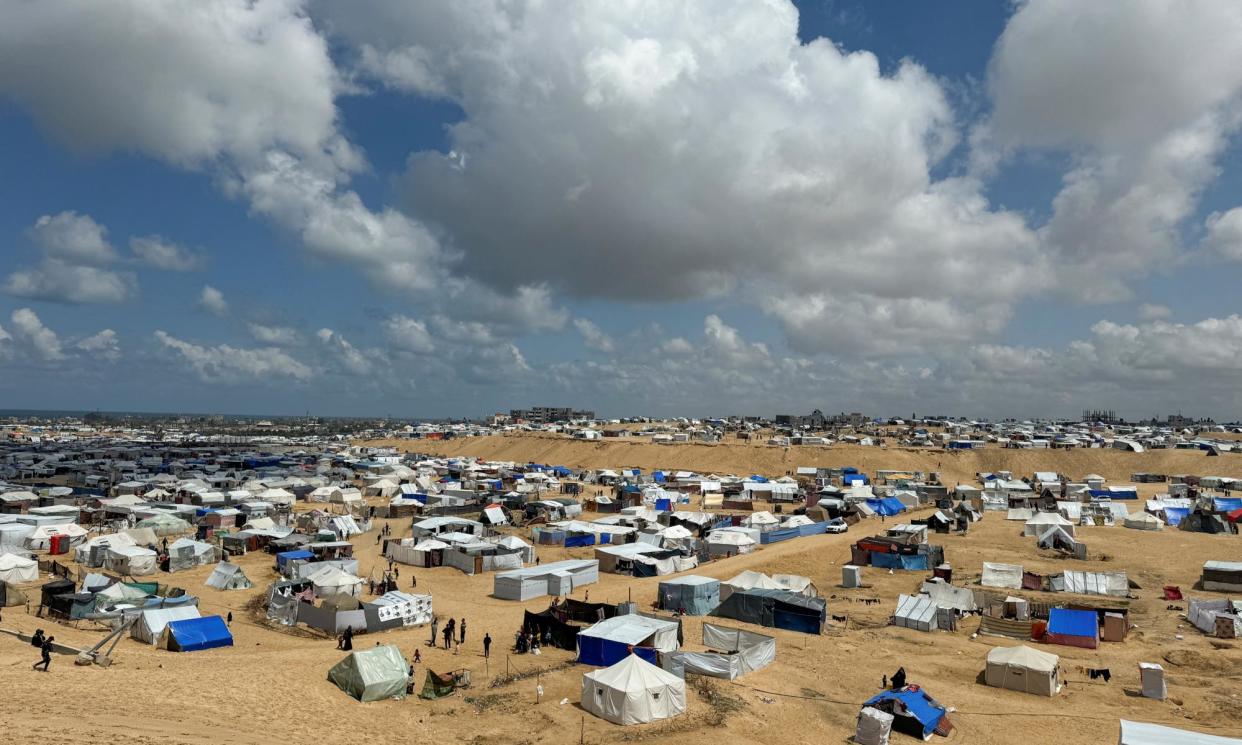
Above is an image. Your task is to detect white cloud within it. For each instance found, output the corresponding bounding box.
[154,329,312,382]
[198,285,228,316]
[247,323,302,346]
[1205,206,1242,261]
[573,318,614,353]
[9,308,64,361]
[382,314,435,354]
[29,211,117,265]
[4,260,138,304]
[1138,303,1172,321]
[75,328,121,361]
[316,328,373,375]
[130,236,205,271]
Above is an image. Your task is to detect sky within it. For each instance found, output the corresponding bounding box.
[3,0,1242,421]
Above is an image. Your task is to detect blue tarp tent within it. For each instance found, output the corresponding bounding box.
[276,549,313,571]
[160,615,233,652]
[1214,498,1242,513]
[1046,608,1098,649]
[551,466,573,477]
[749,475,768,483]
[866,498,906,516]
[862,689,946,739]
[1163,507,1189,526]
[655,498,672,511]
[653,472,667,483]
[843,474,870,485]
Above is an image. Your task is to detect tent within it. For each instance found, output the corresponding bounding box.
[1118,720,1242,745]
[328,644,410,702]
[658,575,721,615]
[577,614,680,666]
[721,570,783,600]
[1023,512,1074,537]
[0,523,35,552]
[1124,512,1162,531]
[1045,608,1099,649]
[168,538,217,572]
[158,615,233,651]
[105,545,157,576]
[894,594,938,632]
[981,562,1023,590]
[135,513,191,536]
[205,561,252,590]
[371,591,433,626]
[133,606,202,644]
[985,645,1060,696]
[862,688,947,740]
[711,588,826,634]
[0,553,38,584]
[419,669,461,700]
[701,622,776,675]
[581,654,687,726]
[306,565,363,599]
[855,706,895,745]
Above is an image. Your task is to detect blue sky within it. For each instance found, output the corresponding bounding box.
[2,1,1242,420]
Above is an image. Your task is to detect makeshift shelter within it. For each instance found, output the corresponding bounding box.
[581,654,687,726]
[135,513,191,536]
[1139,663,1166,701]
[894,594,939,632]
[1045,608,1099,649]
[158,615,233,651]
[105,545,157,576]
[168,538,217,572]
[1201,561,1242,592]
[205,561,252,590]
[711,588,826,634]
[493,559,598,601]
[0,553,37,584]
[855,707,895,745]
[306,565,363,599]
[985,645,1060,696]
[1124,512,1162,531]
[1118,720,1242,745]
[1023,512,1075,537]
[419,669,462,700]
[133,606,202,644]
[700,622,776,675]
[329,644,410,702]
[577,614,680,666]
[862,688,948,741]
[371,591,433,626]
[657,575,721,615]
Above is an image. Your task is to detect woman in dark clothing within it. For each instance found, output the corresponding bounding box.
[33,636,54,671]
[342,627,353,651]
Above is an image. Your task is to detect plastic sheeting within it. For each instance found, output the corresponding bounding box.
[1119,720,1242,745]
[982,562,1023,590]
[1062,570,1128,598]
[701,622,776,675]
[159,615,233,651]
[855,707,894,745]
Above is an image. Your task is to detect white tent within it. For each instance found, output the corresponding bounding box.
[168,538,217,572]
[25,523,88,550]
[1118,720,1242,745]
[981,562,1023,590]
[205,561,252,590]
[0,552,38,583]
[75,532,136,565]
[0,523,35,552]
[132,606,201,644]
[581,654,687,726]
[1023,512,1075,537]
[105,545,157,576]
[1124,512,1162,531]
[371,591,433,626]
[855,706,895,745]
[306,565,363,599]
[985,645,1060,696]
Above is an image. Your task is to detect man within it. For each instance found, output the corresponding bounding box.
[459,618,467,645]
[33,635,54,672]
[483,633,492,659]
[430,616,438,647]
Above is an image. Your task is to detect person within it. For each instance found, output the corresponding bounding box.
[226,611,233,626]
[342,627,353,651]
[369,579,376,595]
[33,635,53,672]
[890,666,906,690]
[459,618,467,645]
[406,665,416,695]
[584,590,589,602]
[430,616,438,647]
[393,566,399,579]
[411,573,417,589]
[413,649,421,664]
[535,556,540,566]
[483,633,492,659]
[30,629,45,649]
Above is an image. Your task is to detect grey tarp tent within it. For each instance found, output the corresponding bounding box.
[204,561,252,590]
[328,644,410,702]
[657,575,721,615]
[710,588,826,634]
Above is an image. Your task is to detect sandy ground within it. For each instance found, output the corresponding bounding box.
[2,446,1241,743]
[362,433,1242,485]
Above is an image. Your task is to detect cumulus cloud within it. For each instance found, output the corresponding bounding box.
[198,285,228,316]
[573,318,615,353]
[1205,207,1242,260]
[75,328,121,361]
[247,323,302,346]
[29,211,117,265]
[9,308,64,361]
[316,328,373,375]
[382,314,435,354]
[4,260,137,304]
[154,329,312,382]
[130,236,205,271]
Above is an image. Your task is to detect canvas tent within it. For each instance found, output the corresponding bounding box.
[894,593,939,632]
[1118,720,1242,745]
[0,553,37,584]
[578,614,680,666]
[862,689,947,741]
[306,565,363,599]
[133,606,202,644]
[1124,512,1162,531]
[158,615,233,651]
[135,513,190,536]
[985,645,1060,696]
[581,654,687,726]
[658,575,721,615]
[981,562,1023,590]
[328,644,410,702]
[493,559,598,601]
[205,561,252,590]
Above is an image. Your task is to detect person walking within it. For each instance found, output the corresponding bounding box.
[459,618,467,645]
[430,616,438,647]
[483,633,492,659]
[33,635,54,672]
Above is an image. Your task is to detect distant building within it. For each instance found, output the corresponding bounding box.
[775,410,865,429]
[510,407,595,423]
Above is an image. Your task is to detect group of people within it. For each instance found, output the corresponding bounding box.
[514,626,551,654]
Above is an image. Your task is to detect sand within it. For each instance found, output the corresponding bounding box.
[2,440,1241,744]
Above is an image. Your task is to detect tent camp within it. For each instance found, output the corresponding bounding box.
[657,575,721,615]
[205,561,252,590]
[581,654,687,726]
[1118,720,1242,745]
[1045,608,1099,649]
[158,615,233,651]
[0,553,37,584]
[577,614,680,666]
[328,644,410,702]
[711,588,826,634]
[984,645,1060,696]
